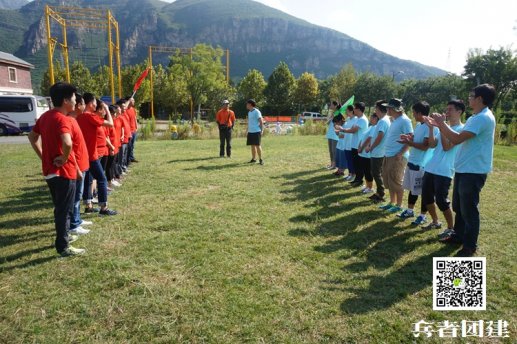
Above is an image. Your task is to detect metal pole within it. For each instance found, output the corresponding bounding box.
[45,5,55,85]
[190,48,193,125]
[107,10,115,104]
[61,17,70,83]
[115,20,122,99]
[226,49,229,84]
[149,46,154,119]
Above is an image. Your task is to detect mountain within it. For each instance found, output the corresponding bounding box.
[0,0,27,10]
[2,0,445,90]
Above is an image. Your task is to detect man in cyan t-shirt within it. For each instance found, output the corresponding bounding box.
[366,100,391,203]
[421,100,465,235]
[397,101,438,225]
[379,98,413,214]
[28,82,86,257]
[246,99,264,165]
[428,84,496,257]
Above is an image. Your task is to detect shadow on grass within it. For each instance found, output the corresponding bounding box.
[0,185,51,217]
[168,156,220,164]
[338,245,458,314]
[183,162,248,171]
[279,168,458,315]
[0,255,57,273]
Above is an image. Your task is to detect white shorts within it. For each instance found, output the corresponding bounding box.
[403,167,425,195]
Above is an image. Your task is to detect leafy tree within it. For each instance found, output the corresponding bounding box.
[40,62,67,96]
[397,74,467,112]
[353,72,396,112]
[169,44,228,123]
[238,69,267,106]
[293,72,319,111]
[329,64,357,103]
[463,47,517,109]
[121,62,152,108]
[264,61,296,115]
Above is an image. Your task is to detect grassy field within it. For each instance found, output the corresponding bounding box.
[0,136,515,343]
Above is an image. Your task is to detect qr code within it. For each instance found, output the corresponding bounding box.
[433,257,486,311]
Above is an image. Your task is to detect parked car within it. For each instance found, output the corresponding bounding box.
[0,95,49,135]
[300,111,325,121]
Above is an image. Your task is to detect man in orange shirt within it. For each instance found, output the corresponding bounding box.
[216,100,236,158]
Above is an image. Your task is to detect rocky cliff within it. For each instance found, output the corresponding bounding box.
[3,0,444,83]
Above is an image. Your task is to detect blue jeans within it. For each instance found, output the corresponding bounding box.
[83,159,108,207]
[452,173,487,250]
[46,176,75,253]
[344,150,355,174]
[71,170,87,229]
[128,133,137,162]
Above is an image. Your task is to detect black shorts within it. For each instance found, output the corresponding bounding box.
[246,132,261,146]
[422,172,452,211]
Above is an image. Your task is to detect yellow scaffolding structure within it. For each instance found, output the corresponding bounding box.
[44,5,122,103]
[148,46,230,120]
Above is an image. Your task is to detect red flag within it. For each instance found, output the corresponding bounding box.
[133,67,150,93]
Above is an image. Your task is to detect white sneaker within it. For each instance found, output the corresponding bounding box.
[111,180,122,187]
[69,234,79,243]
[92,197,99,204]
[60,246,86,257]
[362,188,373,194]
[80,220,93,226]
[69,226,90,235]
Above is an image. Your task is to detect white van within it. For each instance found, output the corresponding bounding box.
[301,111,325,121]
[0,95,50,135]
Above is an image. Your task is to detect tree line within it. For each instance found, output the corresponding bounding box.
[42,44,517,121]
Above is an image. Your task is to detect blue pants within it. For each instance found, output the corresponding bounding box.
[335,148,347,169]
[127,133,136,164]
[71,170,87,229]
[344,150,355,174]
[83,159,108,207]
[452,173,487,250]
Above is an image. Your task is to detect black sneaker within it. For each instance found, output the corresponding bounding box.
[439,233,462,245]
[84,207,100,214]
[350,181,363,187]
[249,159,256,163]
[99,208,118,216]
[455,247,477,257]
[259,159,264,165]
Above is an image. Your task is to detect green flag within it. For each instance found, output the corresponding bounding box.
[338,95,355,115]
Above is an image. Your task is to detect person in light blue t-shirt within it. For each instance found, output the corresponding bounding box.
[379,98,413,214]
[332,114,347,176]
[427,84,496,257]
[325,101,340,169]
[421,100,465,235]
[365,100,391,202]
[246,99,265,165]
[337,106,356,180]
[398,101,438,225]
[357,113,378,194]
[348,102,369,187]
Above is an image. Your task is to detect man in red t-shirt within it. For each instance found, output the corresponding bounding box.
[28,82,85,257]
[67,93,92,236]
[125,97,139,164]
[77,93,117,216]
[116,99,131,174]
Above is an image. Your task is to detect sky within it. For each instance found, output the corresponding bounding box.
[161,0,517,74]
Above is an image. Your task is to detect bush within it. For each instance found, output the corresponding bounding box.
[296,120,327,136]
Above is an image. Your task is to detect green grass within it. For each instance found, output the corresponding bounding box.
[0,136,516,343]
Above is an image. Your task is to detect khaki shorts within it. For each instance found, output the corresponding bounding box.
[382,156,407,193]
